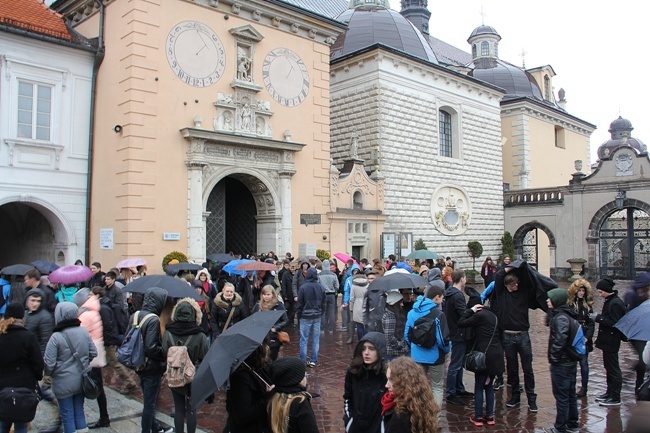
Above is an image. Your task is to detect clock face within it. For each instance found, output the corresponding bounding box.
[166,21,226,87]
[262,48,310,107]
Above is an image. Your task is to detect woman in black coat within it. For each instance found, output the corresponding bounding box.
[211,282,247,340]
[252,285,288,361]
[458,303,504,427]
[0,304,44,433]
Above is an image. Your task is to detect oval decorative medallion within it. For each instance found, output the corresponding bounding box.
[430,185,471,236]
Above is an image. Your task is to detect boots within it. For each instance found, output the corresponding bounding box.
[346,325,354,344]
[576,385,588,398]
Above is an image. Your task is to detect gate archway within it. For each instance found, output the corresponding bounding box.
[513,221,556,275]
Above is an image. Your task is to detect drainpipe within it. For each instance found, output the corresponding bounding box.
[84,0,105,264]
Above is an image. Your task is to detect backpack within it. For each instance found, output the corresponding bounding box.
[560,311,586,361]
[408,307,446,349]
[117,312,156,370]
[364,288,386,333]
[166,335,197,388]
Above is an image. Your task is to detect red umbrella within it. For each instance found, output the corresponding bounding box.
[234,261,278,272]
[49,265,93,285]
[333,253,357,265]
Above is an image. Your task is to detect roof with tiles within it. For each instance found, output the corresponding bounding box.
[0,0,72,41]
[278,0,349,19]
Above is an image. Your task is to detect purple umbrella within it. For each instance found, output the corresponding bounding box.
[49,265,93,285]
[116,258,147,269]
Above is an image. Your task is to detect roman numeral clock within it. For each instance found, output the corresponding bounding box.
[166,21,226,87]
[262,48,310,107]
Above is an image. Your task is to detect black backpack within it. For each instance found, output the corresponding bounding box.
[408,307,447,349]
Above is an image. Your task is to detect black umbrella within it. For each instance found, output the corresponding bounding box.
[31,261,60,275]
[191,310,283,408]
[206,253,235,264]
[0,263,35,276]
[165,262,202,276]
[125,275,202,301]
[368,271,429,291]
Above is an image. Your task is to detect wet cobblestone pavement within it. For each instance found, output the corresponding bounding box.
[96,280,644,433]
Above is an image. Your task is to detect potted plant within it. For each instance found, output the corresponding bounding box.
[566,258,586,281]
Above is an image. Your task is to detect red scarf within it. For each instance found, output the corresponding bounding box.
[381,391,396,415]
[202,281,210,293]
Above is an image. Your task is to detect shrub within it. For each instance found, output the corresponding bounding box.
[414,238,427,251]
[161,251,188,271]
[316,249,331,262]
[499,232,515,264]
[467,241,483,270]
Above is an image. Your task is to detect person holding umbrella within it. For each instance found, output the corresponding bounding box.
[211,282,247,341]
[268,357,319,433]
[252,285,288,361]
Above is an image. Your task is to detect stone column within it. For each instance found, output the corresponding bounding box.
[186,160,206,264]
[278,170,295,255]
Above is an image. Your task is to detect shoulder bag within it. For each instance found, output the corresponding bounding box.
[61,331,101,400]
[463,314,497,374]
[0,385,41,423]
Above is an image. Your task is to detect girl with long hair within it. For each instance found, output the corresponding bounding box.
[567,279,595,397]
[480,257,497,286]
[382,356,439,433]
[268,357,318,433]
[252,285,288,361]
[343,333,387,433]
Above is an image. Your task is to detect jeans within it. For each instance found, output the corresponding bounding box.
[602,350,621,400]
[420,363,444,408]
[299,318,321,363]
[355,322,366,341]
[474,374,495,418]
[502,331,536,400]
[446,340,467,397]
[58,393,86,433]
[550,363,579,432]
[0,421,27,433]
[172,388,196,433]
[578,353,589,387]
[321,294,337,332]
[138,373,162,433]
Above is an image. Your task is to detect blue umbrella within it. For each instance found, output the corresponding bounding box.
[222,259,255,276]
[31,261,60,275]
[614,299,650,341]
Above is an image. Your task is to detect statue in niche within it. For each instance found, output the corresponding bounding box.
[256,117,264,135]
[237,47,252,82]
[241,104,252,131]
[350,133,359,159]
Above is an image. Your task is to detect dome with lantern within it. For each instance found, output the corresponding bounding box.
[597,116,647,160]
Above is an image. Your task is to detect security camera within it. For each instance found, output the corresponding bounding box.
[113,125,123,133]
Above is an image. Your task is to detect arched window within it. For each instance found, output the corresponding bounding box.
[353,191,364,209]
[439,110,452,157]
[472,44,477,58]
[481,41,489,57]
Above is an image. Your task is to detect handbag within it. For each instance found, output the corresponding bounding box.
[277,330,290,344]
[89,339,107,368]
[61,331,101,400]
[0,386,41,422]
[463,314,497,374]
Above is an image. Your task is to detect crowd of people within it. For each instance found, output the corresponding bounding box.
[0,252,649,433]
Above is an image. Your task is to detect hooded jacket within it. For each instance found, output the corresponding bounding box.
[547,304,580,365]
[98,296,121,347]
[162,298,209,378]
[0,277,10,315]
[0,322,44,392]
[24,287,54,354]
[350,274,369,324]
[594,290,627,352]
[318,260,339,294]
[211,291,247,339]
[343,332,387,433]
[292,259,312,295]
[55,285,78,303]
[296,268,326,320]
[443,285,467,341]
[458,307,504,375]
[343,264,361,304]
[131,287,167,375]
[404,296,450,365]
[44,302,97,399]
[427,268,445,292]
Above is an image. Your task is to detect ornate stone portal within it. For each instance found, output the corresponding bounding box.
[430,185,472,236]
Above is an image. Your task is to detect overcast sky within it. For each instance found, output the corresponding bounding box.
[391,0,648,164]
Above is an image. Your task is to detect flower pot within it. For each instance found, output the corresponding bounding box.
[566,259,586,281]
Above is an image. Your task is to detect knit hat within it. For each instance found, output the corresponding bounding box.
[4,303,24,320]
[386,291,402,305]
[547,288,568,308]
[632,272,650,290]
[322,259,330,270]
[271,357,305,388]
[596,277,616,293]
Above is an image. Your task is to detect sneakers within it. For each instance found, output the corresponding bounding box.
[493,377,504,390]
[155,427,174,433]
[308,361,317,368]
[543,428,560,433]
[594,392,610,402]
[599,398,621,406]
[87,419,110,429]
[484,415,496,426]
[506,396,520,408]
[446,394,465,406]
[566,427,579,433]
[576,387,587,398]
[528,401,538,412]
[469,414,484,426]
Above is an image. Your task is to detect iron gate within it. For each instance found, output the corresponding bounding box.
[522,228,538,270]
[600,208,650,279]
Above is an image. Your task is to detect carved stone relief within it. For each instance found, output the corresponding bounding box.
[430,185,471,236]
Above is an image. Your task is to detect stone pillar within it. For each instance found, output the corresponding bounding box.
[187,161,206,264]
[279,170,295,255]
[549,246,557,279]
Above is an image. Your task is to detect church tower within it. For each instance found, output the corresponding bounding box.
[467,24,501,67]
[400,0,431,35]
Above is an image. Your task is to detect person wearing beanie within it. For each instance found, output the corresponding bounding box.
[0,301,44,433]
[318,259,339,334]
[268,357,317,433]
[545,288,580,433]
[592,277,626,406]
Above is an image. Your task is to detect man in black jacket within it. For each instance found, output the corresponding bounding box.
[592,277,627,406]
[545,288,579,433]
[297,267,326,367]
[443,270,471,406]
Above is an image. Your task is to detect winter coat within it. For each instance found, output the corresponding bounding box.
[350,275,369,324]
[547,304,579,365]
[382,306,409,358]
[343,333,387,433]
[382,408,412,433]
[595,291,627,353]
[318,261,339,294]
[292,260,311,295]
[87,271,106,289]
[427,268,445,292]
[343,265,361,304]
[404,296,450,365]
[196,269,217,299]
[44,302,97,399]
[252,300,288,348]
[0,324,44,392]
[79,295,103,342]
[457,307,504,375]
[98,296,121,347]
[443,285,467,342]
[0,278,10,315]
[481,264,496,286]
[226,367,272,433]
[281,270,297,300]
[572,297,595,352]
[23,288,54,355]
[296,268,326,320]
[211,291,247,339]
[237,277,255,315]
[105,283,129,335]
[277,392,319,433]
[129,287,167,376]
[55,285,78,303]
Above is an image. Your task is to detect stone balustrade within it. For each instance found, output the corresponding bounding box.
[504,188,565,207]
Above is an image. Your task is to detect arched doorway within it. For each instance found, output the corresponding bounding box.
[0,202,55,267]
[599,207,650,279]
[513,221,556,276]
[205,176,258,256]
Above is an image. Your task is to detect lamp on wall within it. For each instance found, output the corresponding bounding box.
[615,189,626,210]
